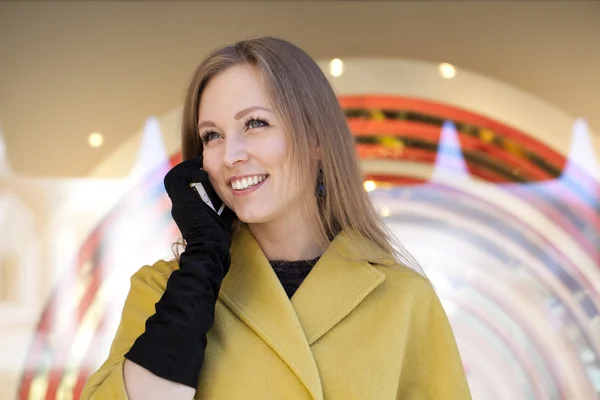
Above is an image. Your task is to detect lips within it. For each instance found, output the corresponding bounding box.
[230,175,269,197]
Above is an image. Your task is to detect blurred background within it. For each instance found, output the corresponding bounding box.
[1,1,599,399]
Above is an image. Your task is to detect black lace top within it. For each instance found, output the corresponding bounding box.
[269,256,321,299]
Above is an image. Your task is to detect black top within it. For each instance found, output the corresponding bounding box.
[269,256,321,298]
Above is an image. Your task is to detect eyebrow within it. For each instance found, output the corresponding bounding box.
[197,106,274,130]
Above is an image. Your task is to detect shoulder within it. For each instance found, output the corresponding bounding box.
[128,258,180,295]
[371,261,437,303]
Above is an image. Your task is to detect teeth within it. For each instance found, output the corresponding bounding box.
[231,175,267,191]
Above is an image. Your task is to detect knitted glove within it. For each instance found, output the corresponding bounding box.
[125,156,235,388]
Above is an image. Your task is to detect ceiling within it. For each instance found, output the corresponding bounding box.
[1,1,599,177]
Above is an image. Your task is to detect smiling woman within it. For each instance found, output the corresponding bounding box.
[81,37,472,400]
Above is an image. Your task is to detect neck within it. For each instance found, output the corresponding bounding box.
[247,216,325,261]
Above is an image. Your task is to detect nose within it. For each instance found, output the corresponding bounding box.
[222,132,249,168]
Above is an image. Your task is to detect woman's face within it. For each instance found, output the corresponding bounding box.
[198,64,307,226]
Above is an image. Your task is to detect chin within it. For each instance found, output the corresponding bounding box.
[234,208,271,224]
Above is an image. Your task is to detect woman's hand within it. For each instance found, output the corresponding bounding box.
[164,156,236,244]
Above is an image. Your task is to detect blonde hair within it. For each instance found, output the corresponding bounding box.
[176,36,425,276]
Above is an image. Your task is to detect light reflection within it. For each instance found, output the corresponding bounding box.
[329,58,344,77]
[364,180,376,192]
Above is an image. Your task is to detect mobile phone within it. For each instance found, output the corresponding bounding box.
[191,181,226,215]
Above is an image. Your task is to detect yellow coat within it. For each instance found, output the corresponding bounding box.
[82,225,471,399]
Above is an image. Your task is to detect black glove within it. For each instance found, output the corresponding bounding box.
[125,157,235,388]
[164,157,235,245]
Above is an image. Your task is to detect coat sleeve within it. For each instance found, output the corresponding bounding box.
[80,260,175,399]
[397,278,472,400]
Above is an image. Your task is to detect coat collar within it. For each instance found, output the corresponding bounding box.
[218,224,393,400]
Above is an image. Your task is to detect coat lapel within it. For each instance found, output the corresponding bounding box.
[218,224,394,399]
[291,230,392,345]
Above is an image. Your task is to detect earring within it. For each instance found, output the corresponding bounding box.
[316,167,326,198]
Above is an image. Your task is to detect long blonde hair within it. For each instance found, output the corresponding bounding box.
[177,36,424,276]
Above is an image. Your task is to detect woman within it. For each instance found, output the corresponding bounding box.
[82,37,471,399]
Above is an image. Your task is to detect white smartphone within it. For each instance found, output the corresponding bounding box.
[191,182,226,215]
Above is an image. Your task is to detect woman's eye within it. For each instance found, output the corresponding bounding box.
[246,118,268,130]
[201,131,221,143]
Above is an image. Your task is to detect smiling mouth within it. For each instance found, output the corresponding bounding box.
[230,174,269,191]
